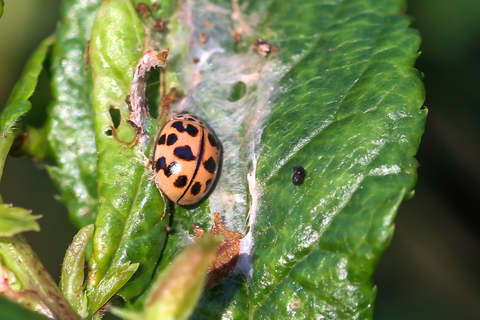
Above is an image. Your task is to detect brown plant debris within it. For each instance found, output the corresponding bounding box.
[135,3,151,16]
[252,39,278,57]
[194,213,243,288]
[127,49,169,145]
[154,18,166,32]
[199,31,208,45]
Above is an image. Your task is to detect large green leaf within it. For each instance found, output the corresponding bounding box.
[45,0,103,228]
[126,0,426,319]
[85,0,169,307]
[250,5,426,320]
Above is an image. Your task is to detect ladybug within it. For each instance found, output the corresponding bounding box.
[153,113,220,206]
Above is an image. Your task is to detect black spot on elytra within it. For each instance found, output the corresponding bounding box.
[174,175,188,188]
[155,157,166,172]
[156,157,177,177]
[171,121,199,137]
[187,117,196,121]
[191,182,201,195]
[174,146,196,161]
[171,121,184,131]
[165,162,177,177]
[167,133,178,146]
[204,179,212,193]
[158,134,166,145]
[208,133,217,148]
[203,157,216,173]
[186,124,199,137]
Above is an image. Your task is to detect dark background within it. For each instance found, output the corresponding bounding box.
[1,1,479,319]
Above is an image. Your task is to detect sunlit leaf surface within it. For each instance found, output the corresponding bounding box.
[1,0,426,318]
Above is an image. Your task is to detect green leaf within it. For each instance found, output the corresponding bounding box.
[1,0,425,318]
[127,0,426,319]
[0,235,78,319]
[0,295,50,320]
[143,235,219,320]
[112,235,220,320]
[109,307,142,320]
[45,0,103,228]
[8,125,50,161]
[87,261,139,318]
[60,224,94,319]
[0,36,55,191]
[0,0,3,19]
[86,0,169,306]
[251,5,426,318]
[0,204,40,236]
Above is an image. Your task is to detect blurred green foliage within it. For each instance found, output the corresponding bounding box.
[0,0,75,284]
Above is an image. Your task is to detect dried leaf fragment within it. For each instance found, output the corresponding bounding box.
[127,49,169,145]
[160,87,182,110]
[135,3,150,16]
[199,31,208,45]
[194,213,243,288]
[232,31,242,43]
[154,18,166,32]
[252,39,277,57]
[152,2,160,11]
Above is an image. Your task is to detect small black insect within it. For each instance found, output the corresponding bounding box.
[292,165,306,185]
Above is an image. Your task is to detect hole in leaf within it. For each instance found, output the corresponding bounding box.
[227,81,247,102]
[109,107,121,129]
[105,129,113,136]
[146,66,161,119]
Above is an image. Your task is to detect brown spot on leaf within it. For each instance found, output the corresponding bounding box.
[135,3,150,16]
[252,39,277,57]
[199,31,208,45]
[194,213,243,288]
[154,18,166,32]
[205,19,214,29]
[291,299,301,308]
[193,223,205,241]
[156,48,169,62]
[84,40,91,71]
[232,31,242,43]
[161,87,183,110]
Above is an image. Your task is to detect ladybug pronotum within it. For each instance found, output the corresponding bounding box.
[153,113,220,206]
